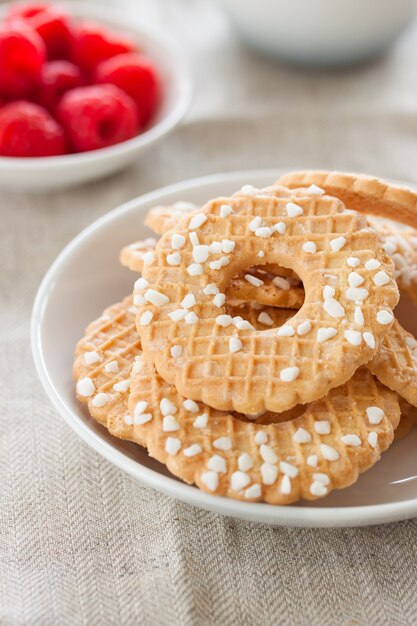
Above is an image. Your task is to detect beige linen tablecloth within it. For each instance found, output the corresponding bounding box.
[2,1,417,624]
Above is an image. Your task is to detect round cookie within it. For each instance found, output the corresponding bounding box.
[277,170,417,228]
[108,358,400,505]
[135,185,399,414]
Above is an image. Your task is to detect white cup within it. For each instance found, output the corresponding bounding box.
[217,0,417,66]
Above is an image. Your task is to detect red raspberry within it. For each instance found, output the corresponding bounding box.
[6,3,73,60]
[6,2,50,20]
[57,84,139,152]
[37,61,84,112]
[95,53,160,126]
[30,7,74,60]
[0,101,67,157]
[0,20,46,99]
[70,21,135,74]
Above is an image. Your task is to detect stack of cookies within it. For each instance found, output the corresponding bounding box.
[74,171,417,504]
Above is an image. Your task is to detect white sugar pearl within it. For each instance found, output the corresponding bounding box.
[142,251,154,265]
[347,257,360,267]
[187,263,203,276]
[193,413,208,428]
[215,315,233,327]
[314,421,331,435]
[160,398,177,416]
[280,367,299,382]
[229,337,243,353]
[134,294,146,306]
[244,484,262,499]
[345,287,369,302]
[134,401,148,416]
[181,293,196,309]
[341,434,361,447]
[313,473,330,485]
[213,293,226,308]
[165,437,181,455]
[169,309,187,322]
[189,232,199,246]
[162,415,180,432]
[273,222,286,234]
[306,184,325,195]
[184,444,202,457]
[373,271,390,286]
[323,285,335,299]
[368,432,378,448]
[220,204,233,217]
[238,453,253,471]
[344,330,362,346]
[183,399,199,413]
[249,216,263,232]
[221,239,235,253]
[84,351,100,365]
[286,202,303,217]
[144,289,169,307]
[293,428,311,444]
[348,272,365,287]
[366,406,384,424]
[302,241,316,253]
[245,274,264,287]
[261,463,278,485]
[258,312,274,326]
[280,461,298,478]
[310,481,327,497]
[254,431,268,445]
[113,380,130,392]
[105,360,118,373]
[189,213,207,230]
[207,455,227,473]
[260,444,278,464]
[363,332,375,348]
[272,276,291,290]
[317,327,337,343]
[166,252,181,266]
[92,392,109,407]
[213,437,232,451]
[277,325,295,337]
[134,277,149,290]
[307,454,318,467]
[365,259,380,270]
[139,311,153,326]
[330,236,346,252]
[320,444,339,461]
[134,413,152,425]
[203,284,219,295]
[255,227,273,238]
[171,234,185,249]
[193,245,209,263]
[280,475,292,495]
[201,471,218,491]
[376,310,393,325]
[354,306,364,326]
[324,298,345,318]
[297,320,312,336]
[184,312,198,324]
[231,471,251,491]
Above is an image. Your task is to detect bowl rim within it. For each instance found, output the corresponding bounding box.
[31,168,417,527]
[0,1,192,169]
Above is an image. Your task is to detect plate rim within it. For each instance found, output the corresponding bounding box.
[31,168,417,527]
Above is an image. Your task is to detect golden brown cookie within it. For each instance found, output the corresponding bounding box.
[136,185,398,414]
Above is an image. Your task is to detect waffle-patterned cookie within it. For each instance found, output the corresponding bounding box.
[73,297,142,426]
[277,170,417,228]
[121,239,304,309]
[136,185,398,414]
[107,359,400,504]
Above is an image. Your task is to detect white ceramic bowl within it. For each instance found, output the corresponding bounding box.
[31,169,417,528]
[0,2,192,191]
[217,0,417,66]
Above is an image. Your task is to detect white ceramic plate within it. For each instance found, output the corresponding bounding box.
[31,169,417,527]
[0,2,192,191]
